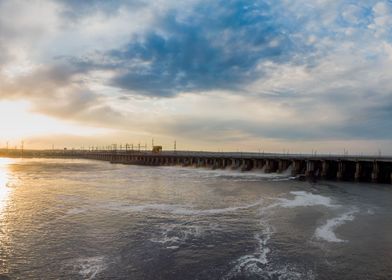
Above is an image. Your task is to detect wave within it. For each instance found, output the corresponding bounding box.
[315,208,358,243]
[224,221,316,280]
[73,256,107,280]
[272,191,339,209]
[224,205,276,279]
[159,165,295,181]
[103,199,263,216]
[225,191,329,279]
[224,226,273,279]
[150,223,206,247]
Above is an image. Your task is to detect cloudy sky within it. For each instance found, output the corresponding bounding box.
[1,0,392,154]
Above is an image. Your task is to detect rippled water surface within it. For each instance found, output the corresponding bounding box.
[0,158,392,279]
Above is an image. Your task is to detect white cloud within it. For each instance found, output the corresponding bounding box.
[0,0,392,152]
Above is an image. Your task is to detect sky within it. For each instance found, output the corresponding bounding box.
[0,0,392,154]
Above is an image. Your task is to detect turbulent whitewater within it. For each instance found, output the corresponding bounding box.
[0,158,391,279]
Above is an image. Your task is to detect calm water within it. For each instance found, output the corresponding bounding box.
[0,158,391,279]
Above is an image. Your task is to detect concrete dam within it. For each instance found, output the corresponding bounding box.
[1,149,392,184]
[78,150,392,184]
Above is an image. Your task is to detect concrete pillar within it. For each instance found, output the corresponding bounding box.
[291,160,301,176]
[265,160,271,173]
[321,161,329,179]
[371,161,379,183]
[241,159,250,171]
[305,161,314,177]
[252,159,259,169]
[278,160,288,173]
[337,161,345,180]
[265,160,276,173]
[239,159,245,171]
[212,159,218,169]
[231,158,237,169]
[354,162,362,182]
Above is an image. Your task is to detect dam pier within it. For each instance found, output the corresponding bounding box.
[1,149,392,184]
[73,150,392,184]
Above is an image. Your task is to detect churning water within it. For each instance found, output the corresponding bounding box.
[0,158,391,279]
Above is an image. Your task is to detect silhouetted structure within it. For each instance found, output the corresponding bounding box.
[1,148,391,184]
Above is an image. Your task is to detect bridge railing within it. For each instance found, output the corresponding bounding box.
[1,148,392,162]
[65,149,392,162]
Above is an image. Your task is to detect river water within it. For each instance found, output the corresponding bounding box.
[0,158,391,279]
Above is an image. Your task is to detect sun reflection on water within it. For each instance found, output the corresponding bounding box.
[0,158,13,215]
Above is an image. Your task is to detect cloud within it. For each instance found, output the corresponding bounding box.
[1,0,392,151]
[56,0,149,27]
[368,1,392,37]
[68,0,294,97]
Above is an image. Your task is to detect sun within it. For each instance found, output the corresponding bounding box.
[0,100,110,147]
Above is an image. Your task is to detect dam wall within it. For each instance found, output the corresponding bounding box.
[1,149,392,184]
[83,150,392,184]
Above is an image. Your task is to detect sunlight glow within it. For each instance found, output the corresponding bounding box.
[0,100,111,144]
[0,158,12,216]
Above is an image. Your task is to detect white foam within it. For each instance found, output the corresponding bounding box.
[266,264,315,280]
[280,165,293,176]
[274,191,338,209]
[225,256,315,280]
[315,208,358,243]
[104,203,183,213]
[271,176,297,182]
[367,208,375,215]
[173,199,263,215]
[150,235,181,244]
[166,246,179,250]
[168,166,294,181]
[150,223,208,248]
[225,218,274,278]
[103,199,262,216]
[225,197,318,280]
[75,256,106,280]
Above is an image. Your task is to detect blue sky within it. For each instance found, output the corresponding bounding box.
[0,0,392,153]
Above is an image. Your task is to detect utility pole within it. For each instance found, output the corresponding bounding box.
[174,140,176,152]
